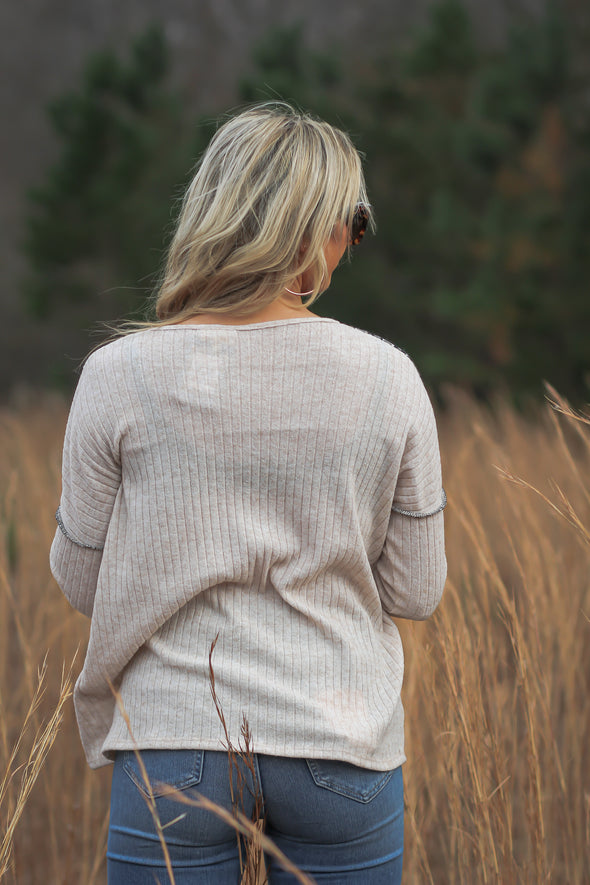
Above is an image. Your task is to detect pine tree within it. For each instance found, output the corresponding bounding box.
[23,25,191,320]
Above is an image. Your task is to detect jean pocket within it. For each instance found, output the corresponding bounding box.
[122,749,204,799]
[306,759,394,804]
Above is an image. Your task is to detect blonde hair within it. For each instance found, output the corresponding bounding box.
[150,103,370,322]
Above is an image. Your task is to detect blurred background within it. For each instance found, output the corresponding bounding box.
[2,7,590,881]
[2,0,589,404]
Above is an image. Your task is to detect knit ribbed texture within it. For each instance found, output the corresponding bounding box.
[50,317,446,770]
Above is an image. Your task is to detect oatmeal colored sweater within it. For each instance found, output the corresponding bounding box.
[50,317,446,770]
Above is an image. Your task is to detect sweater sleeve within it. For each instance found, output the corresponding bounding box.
[372,366,447,620]
[50,352,122,617]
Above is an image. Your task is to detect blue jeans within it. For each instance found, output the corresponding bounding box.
[107,749,404,883]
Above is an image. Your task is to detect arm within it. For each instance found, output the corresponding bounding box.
[50,534,104,618]
[50,352,122,617]
[372,370,447,620]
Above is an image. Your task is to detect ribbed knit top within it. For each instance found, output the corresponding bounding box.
[50,317,446,770]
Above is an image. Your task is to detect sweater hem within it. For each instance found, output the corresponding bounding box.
[96,737,406,773]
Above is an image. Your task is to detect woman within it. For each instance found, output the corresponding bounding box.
[50,103,446,884]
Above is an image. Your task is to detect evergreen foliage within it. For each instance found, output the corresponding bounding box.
[22,3,590,402]
[24,25,191,319]
[350,0,586,397]
[238,23,343,120]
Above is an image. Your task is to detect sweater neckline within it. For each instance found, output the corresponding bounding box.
[157,317,340,331]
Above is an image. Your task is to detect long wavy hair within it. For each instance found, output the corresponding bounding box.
[145,103,371,323]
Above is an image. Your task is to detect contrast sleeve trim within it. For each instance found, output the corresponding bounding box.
[391,489,447,519]
[55,506,104,551]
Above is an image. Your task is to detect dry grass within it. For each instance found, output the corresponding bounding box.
[1,388,589,883]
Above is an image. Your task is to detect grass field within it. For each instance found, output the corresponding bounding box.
[1,388,589,883]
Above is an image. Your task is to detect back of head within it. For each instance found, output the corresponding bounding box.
[155,103,370,321]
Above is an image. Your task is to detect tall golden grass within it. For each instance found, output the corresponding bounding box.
[0,387,588,883]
